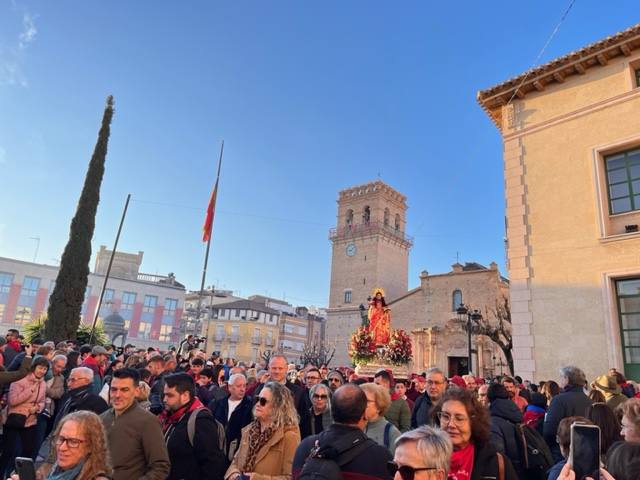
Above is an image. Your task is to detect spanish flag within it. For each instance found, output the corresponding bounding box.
[202,141,224,243]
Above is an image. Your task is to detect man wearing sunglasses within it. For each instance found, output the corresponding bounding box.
[390,426,451,480]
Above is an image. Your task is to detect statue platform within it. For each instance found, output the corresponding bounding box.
[355,361,410,380]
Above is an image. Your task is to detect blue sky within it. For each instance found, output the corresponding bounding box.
[0,2,637,307]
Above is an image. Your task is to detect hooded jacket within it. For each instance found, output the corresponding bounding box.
[489,397,524,477]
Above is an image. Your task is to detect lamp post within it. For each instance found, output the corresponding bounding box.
[456,303,482,376]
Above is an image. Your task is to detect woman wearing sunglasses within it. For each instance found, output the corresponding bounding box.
[389,425,451,480]
[10,410,112,480]
[307,383,332,435]
[225,381,300,480]
[431,388,518,480]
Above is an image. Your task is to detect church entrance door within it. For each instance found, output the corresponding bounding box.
[448,356,469,376]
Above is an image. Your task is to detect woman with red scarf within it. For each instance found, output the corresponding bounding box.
[432,388,518,480]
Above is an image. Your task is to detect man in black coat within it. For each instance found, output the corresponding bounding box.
[54,367,109,428]
[411,367,447,428]
[488,383,525,478]
[543,366,593,462]
[253,355,311,438]
[292,383,392,480]
[212,373,253,463]
[147,356,170,415]
[161,373,226,480]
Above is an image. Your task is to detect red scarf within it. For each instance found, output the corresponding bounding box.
[448,443,475,480]
[159,397,204,433]
[82,355,105,378]
[7,340,21,353]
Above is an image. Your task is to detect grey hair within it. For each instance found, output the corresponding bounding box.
[72,366,94,380]
[269,354,288,365]
[560,366,586,387]
[228,373,246,386]
[309,383,332,401]
[425,367,445,377]
[52,354,68,365]
[395,426,452,475]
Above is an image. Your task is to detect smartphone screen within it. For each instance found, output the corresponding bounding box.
[15,457,36,480]
[570,424,600,480]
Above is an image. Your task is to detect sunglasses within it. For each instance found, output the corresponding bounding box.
[313,394,328,400]
[257,397,269,406]
[387,461,437,480]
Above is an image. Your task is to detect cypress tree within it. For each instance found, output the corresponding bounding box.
[45,96,114,342]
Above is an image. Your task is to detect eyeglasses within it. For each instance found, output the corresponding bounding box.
[426,380,444,386]
[67,377,86,383]
[306,376,320,381]
[312,394,328,400]
[387,461,437,480]
[329,378,342,383]
[437,412,470,426]
[257,397,269,406]
[54,435,85,449]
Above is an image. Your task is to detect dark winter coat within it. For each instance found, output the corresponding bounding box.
[149,370,170,415]
[543,385,592,461]
[292,423,393,480]
[53,383,109,430]
[164,406,227,480]
[254,380,311,438]
[212,394,254,461]
[470,442,519,480]
[489,398,524,477]
[411,392,435,428]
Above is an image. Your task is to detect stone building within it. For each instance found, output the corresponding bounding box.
[477,23,640,381]
[326,180,508,374]
[392,263,509,377]
[326,181,412,366]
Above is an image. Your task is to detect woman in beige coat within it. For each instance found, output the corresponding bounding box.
[225,381,300,480]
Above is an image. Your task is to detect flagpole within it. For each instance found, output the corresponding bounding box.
[197,141,224,353]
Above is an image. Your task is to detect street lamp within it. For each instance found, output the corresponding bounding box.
[456,303,482,376]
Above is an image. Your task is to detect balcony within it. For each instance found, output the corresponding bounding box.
[329,220,413,247]
[229,334,239,343]
[265,337,274,347]
[251,336,262,345]
[214,333,226,342]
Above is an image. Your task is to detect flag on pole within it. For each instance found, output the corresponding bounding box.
[202,183,218,242]
[202,141,224,243]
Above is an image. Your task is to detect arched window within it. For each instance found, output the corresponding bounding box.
[395,214,401,231]
[363,206,371,224]
[452,290,463,311]
[346,209,354,227]
[384,208,390,226]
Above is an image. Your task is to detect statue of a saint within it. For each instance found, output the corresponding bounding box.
[367,288,391,346]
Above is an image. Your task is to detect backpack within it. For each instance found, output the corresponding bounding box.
[515,423,554,480]
[187,406,226,454]
[298,430,376,480]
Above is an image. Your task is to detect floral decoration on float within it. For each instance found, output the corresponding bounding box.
[349,326,412,366]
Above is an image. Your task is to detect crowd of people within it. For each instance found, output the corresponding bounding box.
[1,329,639,480]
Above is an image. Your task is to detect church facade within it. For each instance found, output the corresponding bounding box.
[326,180,509,376]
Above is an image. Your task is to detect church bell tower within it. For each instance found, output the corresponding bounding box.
[326,181,412,365]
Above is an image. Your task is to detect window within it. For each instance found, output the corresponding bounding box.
[0,272,14,293]
[0,303,5,321]
[346,209,354,227]
[384,208,390,226]
[138,322,151,339]
[616,278,640,375]
[395,214,401,231]
[122,292,136,309]
[143,295,158,313]
[159,325,172,342]
[452,290,463,311]
[284,324,295,334]
[229,345,236,358]
[344,290,352,304]
[636,68,640,88]
[15,306,31,324]
[363,206,371,224]
[164,298,177,316]
[605,148,640,214]
[104,289,115,303]
[298,326,307,336]
[21,276,40,296]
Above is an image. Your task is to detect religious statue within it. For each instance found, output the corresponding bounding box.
[367,287,391,346]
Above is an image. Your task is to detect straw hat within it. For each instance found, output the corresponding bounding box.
[593,375,622,395]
